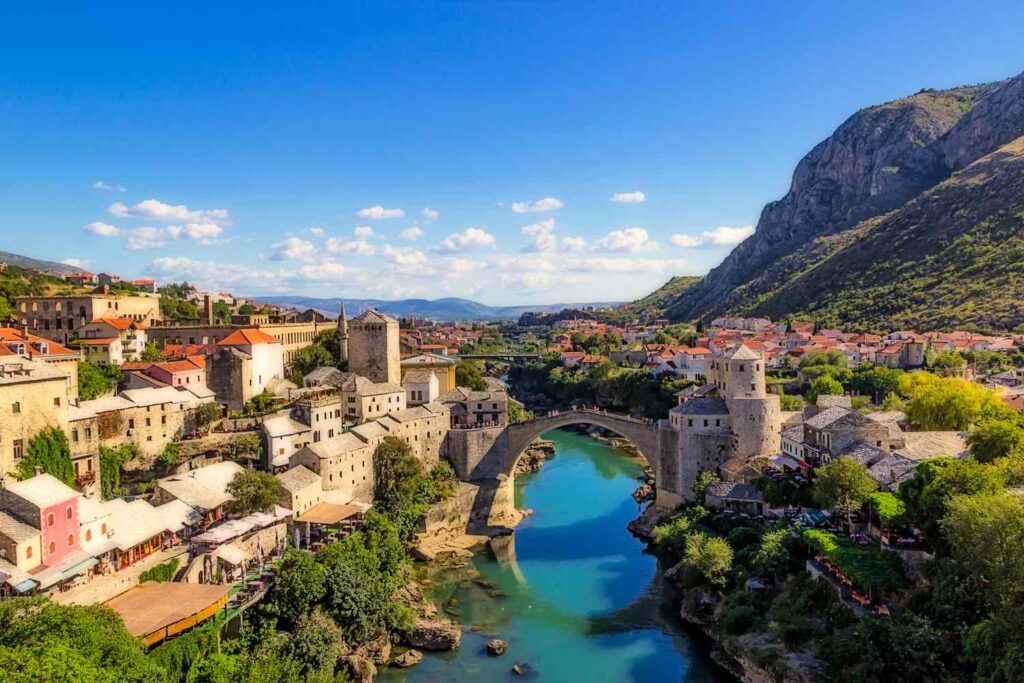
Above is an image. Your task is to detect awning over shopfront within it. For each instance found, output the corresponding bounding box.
[295,502,362,525]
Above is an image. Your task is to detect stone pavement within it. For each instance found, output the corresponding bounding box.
[50,546,189,606]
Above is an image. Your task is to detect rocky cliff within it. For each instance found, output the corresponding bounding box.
[654,70,1024,330]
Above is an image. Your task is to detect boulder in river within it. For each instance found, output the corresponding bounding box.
[405,618,462,651]
[487,639,508,656]
[393,649,424,668]
[342,655,376,683]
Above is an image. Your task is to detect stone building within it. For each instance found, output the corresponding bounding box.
[400,352,457,393]
[348,309,400,385]
[206,329,286,411]
[662,344,782,507]
[15,289,162,344]
[0,328,81,399]
[0,359,74,485]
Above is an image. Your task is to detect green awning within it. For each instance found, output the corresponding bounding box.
[60,557,98,580]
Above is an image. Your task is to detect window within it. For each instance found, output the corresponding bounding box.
[86,529,92,542]
[47,513,55,527]
[128,418,135,429]
[687,419,693,427]
[48,542,56,555]
[66,507,73,520]
[25,546,32,559]
[67,534,75,547]
[101,523,107,535]
[85,427,92,438]
[11,402,20,414]
[703,419,708,427]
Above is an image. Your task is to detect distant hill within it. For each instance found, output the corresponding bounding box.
[0,250,80,275]
[254,296,622,321]
[641,69,1024,332]
[631,276,702,320]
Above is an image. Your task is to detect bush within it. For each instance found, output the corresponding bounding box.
[139,558,180,583]
[722,604,759,635]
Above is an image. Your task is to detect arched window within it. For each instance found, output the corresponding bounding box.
[67,534,75,547]
[25,546,33,559]
[48,542,56,555]
[47,513,55,527]
[101,523,107,535]
[65,507,73,520]
[86,529,93,542]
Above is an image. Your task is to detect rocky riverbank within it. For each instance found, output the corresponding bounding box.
[627,504,823,683]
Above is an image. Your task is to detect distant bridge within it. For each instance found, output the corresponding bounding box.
[457,352,541,363]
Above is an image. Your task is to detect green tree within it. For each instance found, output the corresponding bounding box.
[77,360,120,400]
[967,419,1024,463]
[271,548,327,626]
[289,344,334,385]
[99,443,138,499]
[752,528,791,578]
[0,597,166,682]
[372,437,423,541]
[139,342,165,362]
[899,458,1005,551]
[683,532,733,587]
[691,470,720,505]
[931,350,967,377]
[807,375,844,404]
[455,360,487,390]
[813,457,878,528]
[846,364,904,403]
[14,427,74,485]
[195,401,222,431]
[285,610,340,677]
[941,492,1024,604]
[226,469,284,515]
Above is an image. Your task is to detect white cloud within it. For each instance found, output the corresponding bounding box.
[381,245,428,269]
[670,225,754,248]
[296,262,360,281]
[611,190,646,203]
[165,221,224,243]
[400,226,425,241]
[92,180,126,192]
[561,236,587,252]
[421,207,440,221]
[355,205,405,219]
[84,221,120,237]
[109,198,230,225]
[126,227,169,250]
[269,236,316,261]
[700,225,755,246]
[435,227,496,254]
[520,218,557,253]
[306,227,324,236]
[147,256,288,288]
[326,227,377,256]
[593,227,658,253]
[62,258,91,269]
[670,233,703,248]
[511,197,563,214]
[499,271,568,293]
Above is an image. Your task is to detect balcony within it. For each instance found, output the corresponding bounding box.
[75,471,97,486]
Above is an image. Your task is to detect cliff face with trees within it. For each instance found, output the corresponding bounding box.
[649,69,1024,332]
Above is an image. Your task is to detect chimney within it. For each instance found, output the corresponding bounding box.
[204,295,214,326]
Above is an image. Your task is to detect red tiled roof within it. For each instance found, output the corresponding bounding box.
[88,316,137,331]
[217,328,281,346]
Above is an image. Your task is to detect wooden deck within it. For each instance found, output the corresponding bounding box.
[104,581,232,646]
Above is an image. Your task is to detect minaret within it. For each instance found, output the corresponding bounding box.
[337,299,349,364]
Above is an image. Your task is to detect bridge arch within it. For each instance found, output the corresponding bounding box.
[503,409,660,478]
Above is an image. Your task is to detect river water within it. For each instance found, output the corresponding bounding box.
[380,429,728,683]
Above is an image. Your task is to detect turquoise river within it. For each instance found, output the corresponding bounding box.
[379,428,731,683]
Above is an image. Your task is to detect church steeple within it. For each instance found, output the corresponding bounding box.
[337,299,349,363]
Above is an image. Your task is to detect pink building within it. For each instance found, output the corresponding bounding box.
[2,474,80,566]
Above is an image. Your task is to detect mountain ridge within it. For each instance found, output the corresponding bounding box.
[254,295,623,321]
[644,70,1024,332]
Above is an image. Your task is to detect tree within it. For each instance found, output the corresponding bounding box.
[807,375,844,404]
[683,532,733,587]
[373,437,422,501]
[270,548,327,626]
[0,597,166,683]
[195,401,222,431]
[139,342,165,362]
[289,344,334,385]
[941,492,1024,604]
[900,372,1005,431]
[226,469,284,515]
[967,419,1024,463]
[847,364,904,403]
[77,360,120,400]
[14,427,74,485]
[813,457,878,528]
[931,350,967,377]
[899,458,1005,551]
[285,610,340,677]
[455,360,487,391]
[691,470,720,505]
[752,528,791,578]
[99,443,138,499]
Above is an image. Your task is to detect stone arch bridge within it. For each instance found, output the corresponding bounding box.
[505,409,660,475]
[447,408,681,512]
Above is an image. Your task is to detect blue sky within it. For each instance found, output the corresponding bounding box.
[2,2,1023,305]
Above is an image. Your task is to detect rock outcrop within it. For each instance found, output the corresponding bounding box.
[405,618,462,651]
[487,638,508,656]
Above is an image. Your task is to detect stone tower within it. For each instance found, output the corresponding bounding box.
[348,308,400,384]
[337,300,349,364]
[712,345,780,459]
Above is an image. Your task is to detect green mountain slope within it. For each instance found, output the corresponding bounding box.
[0,250,79,275]
[631,276,701,319]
